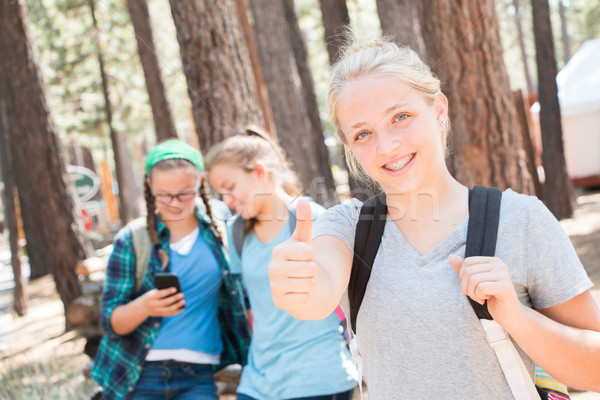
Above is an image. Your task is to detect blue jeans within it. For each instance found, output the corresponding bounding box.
[131,360,218,400]
[237,388,354,400]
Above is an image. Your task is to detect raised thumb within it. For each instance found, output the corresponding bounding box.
[448,254,464,274]
[291,200,313,244]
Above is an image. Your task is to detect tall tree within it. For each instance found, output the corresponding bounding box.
[419,0,533,193]
[376,0,427,58]
[319,0,372,200]
[0,99,27,317]
[282,0,338,206]
[558,0,572,64]
[532,0,573,219]
[169,0,263,150]
[126,0,178,142]
[235,0,277,136]
[249,0,336,205]
[0,0,92,309]
[512,0,535,94]
[89,0,140,223]
[319,0,350,63]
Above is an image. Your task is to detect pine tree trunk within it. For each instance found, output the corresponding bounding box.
[376,0,427,59]
[532,0,573,219]
[235,0,277,136]
[512,0,534,95]
[126,0,178,142]
[169,0,263,151]
[420,0,533,193]
[319,0,372,200]
[319,0,350,64]
[0,99,27,317]
[249,0,333,204]
[558,0,571,64]
[0,0,91,310]
[282,0,338,206]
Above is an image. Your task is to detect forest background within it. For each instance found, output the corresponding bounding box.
[0,0,599,398]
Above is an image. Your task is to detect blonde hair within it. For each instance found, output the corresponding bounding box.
[328,36,450,188]
[205,125,302,197]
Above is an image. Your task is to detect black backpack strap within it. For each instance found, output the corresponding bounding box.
[349,192,387,333]
[232,216,246,258]
[465,185,503,320]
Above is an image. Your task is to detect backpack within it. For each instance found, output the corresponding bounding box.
[349,185,569,400]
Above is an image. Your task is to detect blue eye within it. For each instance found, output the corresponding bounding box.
[393,113,408,123]
[354,131,370,141]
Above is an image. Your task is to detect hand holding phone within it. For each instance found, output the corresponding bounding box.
[154,272,182,294]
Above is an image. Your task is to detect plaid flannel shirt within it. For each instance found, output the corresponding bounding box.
[91,206,250,400]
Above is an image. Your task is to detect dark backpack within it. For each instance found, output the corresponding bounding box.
[349,185,569,400]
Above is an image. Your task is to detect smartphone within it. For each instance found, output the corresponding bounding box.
[154,272,182,294]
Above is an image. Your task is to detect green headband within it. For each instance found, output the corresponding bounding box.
[145,140,204,176]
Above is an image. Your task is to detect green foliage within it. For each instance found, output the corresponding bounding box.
[25,0,191,168]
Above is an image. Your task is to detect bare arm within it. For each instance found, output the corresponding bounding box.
[451,255,600,392]
[269,201,352,320]
[110,288,184,335]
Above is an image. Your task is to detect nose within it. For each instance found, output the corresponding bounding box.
[222,193,236,209]
[375,127,399,156]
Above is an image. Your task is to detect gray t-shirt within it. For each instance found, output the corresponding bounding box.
[313,189,592,400]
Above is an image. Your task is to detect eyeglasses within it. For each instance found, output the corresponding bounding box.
[153,191,197,204]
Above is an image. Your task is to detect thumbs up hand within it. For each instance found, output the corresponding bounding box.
[269,201,317,311]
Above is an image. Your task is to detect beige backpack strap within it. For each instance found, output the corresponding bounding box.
[128,217,152,293]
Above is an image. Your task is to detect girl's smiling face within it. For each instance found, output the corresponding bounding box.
[149,167,200,222]
[208,163,269,220]
[336,73,448,195]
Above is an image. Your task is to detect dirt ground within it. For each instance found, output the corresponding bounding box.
[1,189,600,399]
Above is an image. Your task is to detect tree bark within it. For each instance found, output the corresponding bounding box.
[532,0,573,219]
[558,0,571,64]
[169,0,263,151]
[249,0,335,205]
[0,0,91,310]
[282,0,338,206]
[376,0,427,59]
[126,0,178,142]
[319,0,372,200]
[512,0,535,95]
[420,0,533,193]
[88,0,133,223]
[319,0,350,64]
[235,0,277,136]
[0,99,27,317]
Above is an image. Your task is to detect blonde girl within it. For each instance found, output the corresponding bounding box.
[268,37,600,399]
[206,127,357,400]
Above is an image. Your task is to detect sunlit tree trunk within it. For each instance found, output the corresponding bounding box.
[420,0,533,193]
[0,0,92,310]
[532,0,573,219]
[512,0,534,95]
[282,0,338,206]
[558,0,572,64]
[376,0,427,58]
[250,0,336,205]
[169,0,263,150]
[0,99,27,316]
[319,0,350,63]
[126,0,178,142]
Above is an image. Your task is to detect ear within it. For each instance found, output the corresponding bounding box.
[434,91,449,122]
[252,160,268,179]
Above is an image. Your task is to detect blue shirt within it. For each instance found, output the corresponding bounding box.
[228,201,358,400]
[151,233,222,355]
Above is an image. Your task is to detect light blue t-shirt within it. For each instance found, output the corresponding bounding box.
[151,230,222,356]
[228,201,358,400]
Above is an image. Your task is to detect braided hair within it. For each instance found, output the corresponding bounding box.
[145,158,223,267]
